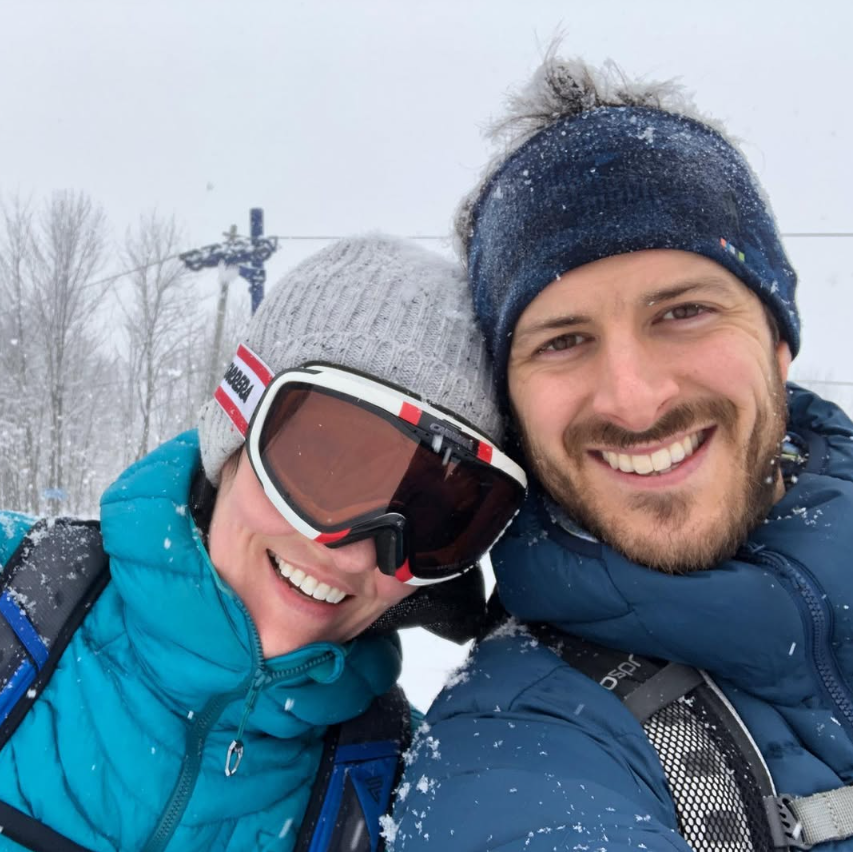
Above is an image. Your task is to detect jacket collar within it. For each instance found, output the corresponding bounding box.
[493,385,853,693]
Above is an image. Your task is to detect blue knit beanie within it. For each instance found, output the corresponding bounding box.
[466,104,799,388]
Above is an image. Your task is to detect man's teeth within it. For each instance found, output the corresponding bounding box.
[602,431,704,476]
[271,554,347,604]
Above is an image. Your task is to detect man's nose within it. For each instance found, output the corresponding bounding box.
[590,336,680,432]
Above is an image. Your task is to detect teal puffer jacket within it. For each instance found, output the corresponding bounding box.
[0,432,402,852]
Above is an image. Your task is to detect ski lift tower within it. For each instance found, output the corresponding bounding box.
[179,208,279,393]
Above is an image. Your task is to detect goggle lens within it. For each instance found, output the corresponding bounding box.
[256,384,523,580]
[259,386,420,525]
[391,444,520,572]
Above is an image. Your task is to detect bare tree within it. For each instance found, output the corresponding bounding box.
[0,196,44,512]
[1,193,256,516]
[119,212,194,460]
[62,329,120,514]
[27,191,106,514]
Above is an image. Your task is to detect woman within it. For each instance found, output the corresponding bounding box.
[0,235,526,852]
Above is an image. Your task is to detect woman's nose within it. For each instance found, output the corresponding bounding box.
[328,535,379,574]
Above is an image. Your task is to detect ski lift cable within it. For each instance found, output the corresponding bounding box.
[89,252,186,287]
[86,231,853,288]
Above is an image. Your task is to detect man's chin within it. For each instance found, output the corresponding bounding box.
[595,517,741,575]
[568,498,727,574]
[559,476,778,574]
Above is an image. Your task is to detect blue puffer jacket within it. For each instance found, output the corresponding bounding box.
[0,432,402,852]
[392,387,853,851]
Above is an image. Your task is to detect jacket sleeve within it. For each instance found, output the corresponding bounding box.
[389,636,693,852]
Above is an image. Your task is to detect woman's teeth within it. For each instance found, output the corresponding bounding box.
[601,430,705,476]
[270,553,347,604]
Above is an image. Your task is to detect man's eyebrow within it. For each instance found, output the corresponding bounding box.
[513,313,591,343]
[514,278,737,343]
[641,278,736,305]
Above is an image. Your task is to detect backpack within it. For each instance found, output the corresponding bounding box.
[517,615,853,851]
[0,518,410,852]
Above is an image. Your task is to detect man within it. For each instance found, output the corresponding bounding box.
[390,56,853,852]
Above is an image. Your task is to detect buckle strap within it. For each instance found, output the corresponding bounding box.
[765,787,853,849]
[765,795,811,849]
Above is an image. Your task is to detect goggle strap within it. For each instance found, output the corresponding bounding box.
[215,344,274,436]
[399,401,498,470]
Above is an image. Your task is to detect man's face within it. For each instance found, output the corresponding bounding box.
[508,249,792,573]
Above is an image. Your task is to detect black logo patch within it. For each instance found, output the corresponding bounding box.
[600,654,641,691]
[364,775,385,804]
[224,363,255,403]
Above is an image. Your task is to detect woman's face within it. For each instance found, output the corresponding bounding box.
[208,450,414,658]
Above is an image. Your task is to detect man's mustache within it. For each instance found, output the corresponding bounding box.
[563,398,739,453]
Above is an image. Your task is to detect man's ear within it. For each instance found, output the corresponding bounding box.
[775,341,792,383]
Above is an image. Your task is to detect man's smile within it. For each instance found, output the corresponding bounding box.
[593,427,711,476]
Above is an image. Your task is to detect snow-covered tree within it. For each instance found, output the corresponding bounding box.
[0,196,42,513]
[27,191,107,514]
[119,212,195,461]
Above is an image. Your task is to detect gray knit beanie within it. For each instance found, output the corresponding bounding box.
[198,234,504,485]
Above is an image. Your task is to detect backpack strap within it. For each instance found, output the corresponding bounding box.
[525,619,853,850]
[295,684,411,852]
[622,662,704,722]
[527,621,706,717]
[0,802,96,852]
[0,517,110,746]
[0,517,107,852]
[524,620,779,850]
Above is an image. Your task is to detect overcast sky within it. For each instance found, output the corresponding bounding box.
[1,0,851,705]
[2,1,850,378]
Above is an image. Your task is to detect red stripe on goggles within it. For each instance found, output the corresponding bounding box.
[231,359,526,585]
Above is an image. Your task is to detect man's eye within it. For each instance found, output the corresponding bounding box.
[540,333,585,352]
[661,304,707,321]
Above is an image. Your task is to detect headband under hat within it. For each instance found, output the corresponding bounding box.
[466,106,800,388]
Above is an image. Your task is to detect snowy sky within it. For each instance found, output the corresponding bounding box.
[1,0,851,707]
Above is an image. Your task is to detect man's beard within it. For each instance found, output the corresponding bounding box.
[518,375,789,574]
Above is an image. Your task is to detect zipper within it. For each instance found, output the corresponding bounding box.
[141,687,243,852]
[141,650,334,852]
[225,652,335,777]
[141,551,335,852]
[746,547,853,737]
[224,595,335,779]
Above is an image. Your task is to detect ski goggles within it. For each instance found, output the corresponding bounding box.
[214,345,527,585]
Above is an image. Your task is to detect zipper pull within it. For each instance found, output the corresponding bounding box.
[224,668,270,778]
[225,739,244,776]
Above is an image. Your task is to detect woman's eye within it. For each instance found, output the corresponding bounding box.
[661,304,707,321]
[540,333,585,353]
